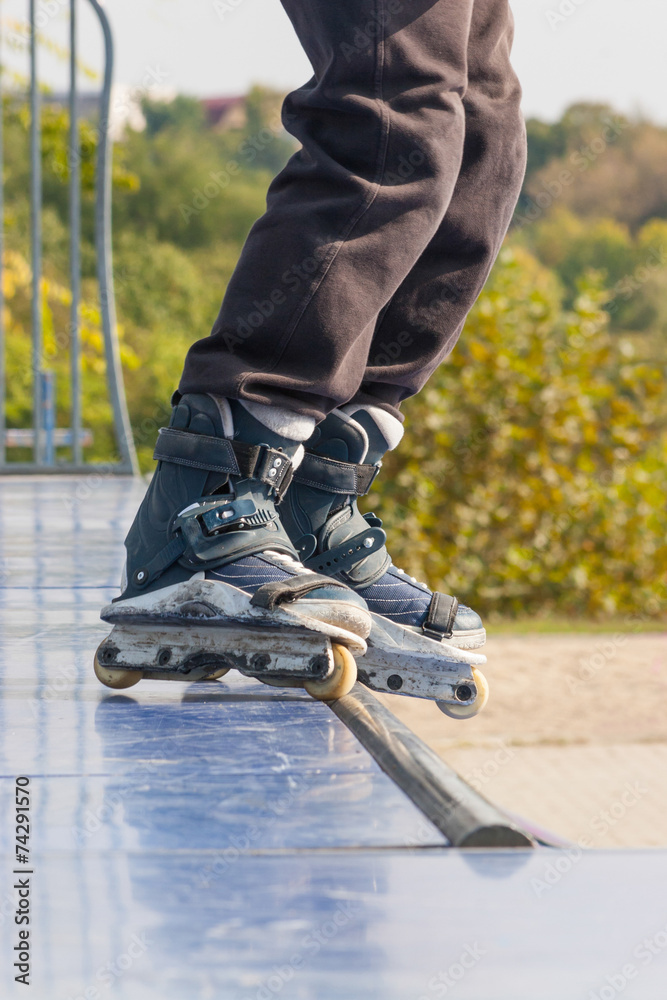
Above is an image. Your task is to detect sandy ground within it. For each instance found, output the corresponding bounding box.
[375,632,667,848]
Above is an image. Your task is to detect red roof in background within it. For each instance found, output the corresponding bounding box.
[201,96,245,126]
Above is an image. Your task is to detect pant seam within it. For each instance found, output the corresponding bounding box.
[238,0,391,395]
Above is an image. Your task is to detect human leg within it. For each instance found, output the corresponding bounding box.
[179,0,478,420]
[353,0,527,414]
[280,0,527,650]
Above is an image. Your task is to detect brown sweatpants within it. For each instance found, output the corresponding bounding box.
[179,0,526,421]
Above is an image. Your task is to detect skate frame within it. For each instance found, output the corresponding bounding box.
[360,613,487,706]
[96,623,335,684]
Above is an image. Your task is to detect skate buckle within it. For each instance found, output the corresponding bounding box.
[252,443,294,500]
[197,498,259,535]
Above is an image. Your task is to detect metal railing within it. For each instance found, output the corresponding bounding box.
[0,0,138,474]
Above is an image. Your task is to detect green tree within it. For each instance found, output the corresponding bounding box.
[367,246,667,617]
[142,95,205,136]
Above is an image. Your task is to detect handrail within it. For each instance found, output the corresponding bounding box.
[86,0,138,474]
[330,684,536,848]
[0,0,138,474]
[29,0,43,466]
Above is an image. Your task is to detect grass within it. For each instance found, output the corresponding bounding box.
[485,614,667,635]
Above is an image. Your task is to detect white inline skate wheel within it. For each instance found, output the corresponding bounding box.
[436,667,489,720]
[304,644,357,702]
[93,647,143,690]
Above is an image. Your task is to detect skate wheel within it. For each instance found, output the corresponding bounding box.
[436,667,489,720]
[202,668,230,681]
[93,648,142,690]
[258,676,305,689]
[304,644,357,702]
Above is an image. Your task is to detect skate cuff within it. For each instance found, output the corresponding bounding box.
[250,573,350,610]
[422,592,459,641]
[154,428,293,498]
[294,452,380,496]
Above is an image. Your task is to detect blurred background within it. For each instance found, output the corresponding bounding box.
[1,0,666,844]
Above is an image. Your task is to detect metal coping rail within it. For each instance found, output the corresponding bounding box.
[0,0,138,474]
[330,684,537,849]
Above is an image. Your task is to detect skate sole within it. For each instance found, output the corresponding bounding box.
[102,575,367,654]
[408,626,487,651]
[441,627,487,651]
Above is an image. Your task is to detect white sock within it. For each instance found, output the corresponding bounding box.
[238,399,316,442]
[209,395,234,438]
[340,403,404,451]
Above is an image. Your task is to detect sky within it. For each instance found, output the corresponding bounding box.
[1,0,665,124]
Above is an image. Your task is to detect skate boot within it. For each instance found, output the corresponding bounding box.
[94,395,371,701]
[280,405,489,718]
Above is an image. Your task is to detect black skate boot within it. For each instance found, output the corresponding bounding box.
[94,394,371,700]
[279,405,489,719]
[281,405,486,650]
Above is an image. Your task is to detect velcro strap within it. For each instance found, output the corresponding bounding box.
[154,427,240,474]
[294,452,380,496]
[153,427,293,496]
[422,591,459,641]
[250,573,350,611]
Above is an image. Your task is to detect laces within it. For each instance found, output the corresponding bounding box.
[395,566,429,589]
[265,551,315,575]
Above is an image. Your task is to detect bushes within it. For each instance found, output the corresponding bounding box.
[368,247,667,617]
[2,248,139,463]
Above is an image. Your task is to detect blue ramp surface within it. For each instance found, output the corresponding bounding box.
[0,478,665,999]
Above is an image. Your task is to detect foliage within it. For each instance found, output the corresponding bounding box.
[370,248,667,617]
[2,248,139,463]
[0,87,288,467]
[514,208,667,331]
[142,95,205,137]
[520,102,667,231]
